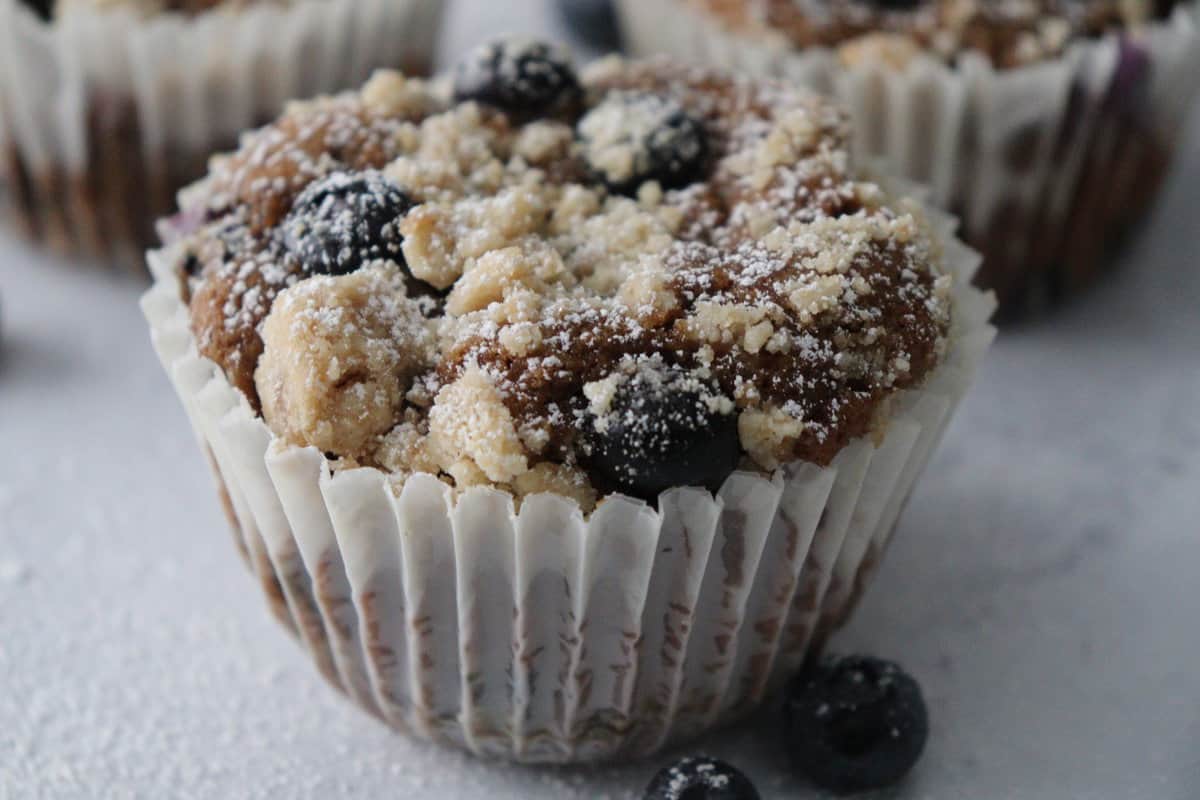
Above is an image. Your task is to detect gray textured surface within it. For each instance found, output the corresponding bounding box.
[2,1,1199,797]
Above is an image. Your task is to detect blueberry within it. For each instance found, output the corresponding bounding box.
[581,363,740,501]
[282,170,413,276]
[1154,0,1183,17]
[578,92,708,196]
[452,37,581,119]
[555,0,622,51]
[786,655,928,795]
[643,756,760,800]
[19,0,53,21]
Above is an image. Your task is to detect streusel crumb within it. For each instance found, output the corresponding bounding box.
[255,264,434,457]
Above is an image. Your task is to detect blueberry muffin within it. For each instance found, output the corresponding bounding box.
[697,0,1185,68]
[0,0,444,271]
[143,40,994,761]
[617,0,1200,313]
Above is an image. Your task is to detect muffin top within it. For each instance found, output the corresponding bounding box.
[698,0,1183,69]
[169,39,953,509]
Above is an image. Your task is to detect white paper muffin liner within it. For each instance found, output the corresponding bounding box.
[616,0,1200,313]
[0,0,444,270]
[140,185,996,763]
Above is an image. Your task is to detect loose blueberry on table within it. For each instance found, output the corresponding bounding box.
[643,756,761,800]
[785,655,929,795]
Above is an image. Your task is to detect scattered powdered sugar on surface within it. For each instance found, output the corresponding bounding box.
[0,443,652,799]
[0,462,790,800]
[0,484,15,516]
[0,558,31,583]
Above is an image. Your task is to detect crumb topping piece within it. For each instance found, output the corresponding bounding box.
[180,43,953,508]
[255,264,434,458]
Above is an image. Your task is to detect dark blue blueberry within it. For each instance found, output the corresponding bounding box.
[452,37,581,119]
[786,655,928,795]
[581,363,739,501]
[555,0,622,52]
[643,756,760,800]
[19,0,53,21]
[282,171,413,276]
[181,252,202,277]
[578,92,708,196]
[1153,0,1183,17]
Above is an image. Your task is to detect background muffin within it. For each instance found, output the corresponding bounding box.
[143,40,996,762]
[616,0,1200,314]
[0,0,445,272]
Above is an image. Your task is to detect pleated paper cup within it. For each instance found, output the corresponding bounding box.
[140,192,996,763]
[616,0,1200,315]
[0,0,445,273]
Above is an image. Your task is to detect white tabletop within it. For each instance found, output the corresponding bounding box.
[3,2,1200,797]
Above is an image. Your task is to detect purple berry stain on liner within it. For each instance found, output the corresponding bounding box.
[1105,37,1153,123]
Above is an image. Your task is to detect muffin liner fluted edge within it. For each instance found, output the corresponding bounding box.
[616,0,1200,314]
[0,0,444,272]
[139,191,996,764]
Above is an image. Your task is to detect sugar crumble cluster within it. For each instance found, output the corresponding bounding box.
[172,39,953,509]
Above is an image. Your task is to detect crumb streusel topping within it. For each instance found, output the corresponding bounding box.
[699,0,1184,70]
[172,42,953,509]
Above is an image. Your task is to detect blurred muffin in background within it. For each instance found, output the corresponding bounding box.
[0,0,445,273]
[616,0,1200,314]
